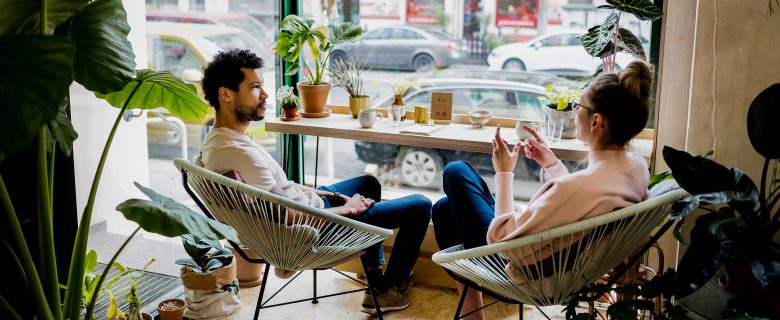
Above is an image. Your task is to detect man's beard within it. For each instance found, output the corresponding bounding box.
[236,100,265,122]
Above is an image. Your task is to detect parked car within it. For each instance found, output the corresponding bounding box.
[145,22,277,157]
[486,29,639,78]
[356,70,577,189]
[331,26,464,72]
[146,10,274,47]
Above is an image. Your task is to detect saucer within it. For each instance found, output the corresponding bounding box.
[279,115,301,121]
[300,109,332,118]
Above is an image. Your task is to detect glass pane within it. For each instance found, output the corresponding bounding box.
[73,0,281,275]
[302,0,657,199]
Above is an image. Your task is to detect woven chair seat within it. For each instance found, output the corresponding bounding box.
[174,159,393,272]
[432,189,687,306]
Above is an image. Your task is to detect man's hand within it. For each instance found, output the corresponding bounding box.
[338,193,375,218]
[492,125,521,173]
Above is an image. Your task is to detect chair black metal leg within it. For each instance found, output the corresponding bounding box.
[518,303,523,320]
[361,255,383,320]
[254,263,272,320]
[312,269,319,304]
[454,284,469,320]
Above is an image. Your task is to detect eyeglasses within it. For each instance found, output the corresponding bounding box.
[573,102,596,113]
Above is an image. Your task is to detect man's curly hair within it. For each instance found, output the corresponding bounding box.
[202,49,264,110]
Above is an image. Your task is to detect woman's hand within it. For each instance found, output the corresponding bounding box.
[338,193,375,218]
[521,124,558,168]
[492,125,521,173]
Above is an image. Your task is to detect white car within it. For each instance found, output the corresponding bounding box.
[487,29,638,77]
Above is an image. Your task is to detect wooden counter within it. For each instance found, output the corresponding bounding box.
[265,111,653,162]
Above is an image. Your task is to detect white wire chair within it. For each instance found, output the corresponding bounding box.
[174,158,394,319]
[432,188,687,319]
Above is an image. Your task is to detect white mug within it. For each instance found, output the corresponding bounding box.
[515,121,539,141]
[359,109,383,128]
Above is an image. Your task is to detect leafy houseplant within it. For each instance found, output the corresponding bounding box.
[272,14,361,115]
[176,235,240,319]
[579,0,662,73]
[277,85,301,119]
[538,84,582,139]
[661,83,780,318]
[0,1,240,319]
[105,258,156,320]
[327,57,368,118]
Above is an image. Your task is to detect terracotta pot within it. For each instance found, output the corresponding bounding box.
[283,107,298,119]
[297,82,331,115]
[226,242,264,288]
[349,96,369,118]
[157,299,185,320]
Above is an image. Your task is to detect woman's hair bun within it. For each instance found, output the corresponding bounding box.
[618,61,653,100]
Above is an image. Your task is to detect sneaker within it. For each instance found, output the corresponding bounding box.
[360,287,411,314]
[395,275,414,296]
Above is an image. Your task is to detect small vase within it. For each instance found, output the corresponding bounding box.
[544,105,577,139]
[157,298,185,320]
[349,96,369,118]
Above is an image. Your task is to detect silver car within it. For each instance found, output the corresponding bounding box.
[331,26,464,72]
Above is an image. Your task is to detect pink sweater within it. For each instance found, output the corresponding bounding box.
[487,150,650,282]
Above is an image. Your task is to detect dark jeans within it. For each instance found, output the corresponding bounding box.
[319,175,432,286]
[432,161,496,251]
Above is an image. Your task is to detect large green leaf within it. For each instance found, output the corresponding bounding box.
[327,21,361,46]
[579,12,618,58]
[116,182,238,242]
[0,36,74,163]
[747,83,780,159]
[69,0,135,94]
[46,96,78,157]
[0,0,89,35]
[616,28,646,61]
[96,70,209,120]
[663,146,738,195]
[607,0,664,21]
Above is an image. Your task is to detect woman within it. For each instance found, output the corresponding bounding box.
[432,61,653,319]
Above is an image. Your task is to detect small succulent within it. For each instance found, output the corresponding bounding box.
[175,234,233,273]
[277,85,300,110]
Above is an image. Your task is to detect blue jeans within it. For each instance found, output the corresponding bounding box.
[319,175,432,286]
[432,161,495,251]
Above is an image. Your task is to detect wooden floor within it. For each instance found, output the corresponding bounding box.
[230,267,578,320]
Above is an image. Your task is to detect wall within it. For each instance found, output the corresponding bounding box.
[72,0,150,234]
[653,0,780,269]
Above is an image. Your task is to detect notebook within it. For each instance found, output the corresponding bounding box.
[399,124,443,136]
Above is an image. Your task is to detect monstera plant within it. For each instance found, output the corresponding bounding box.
[579,0,663,72]
[663,83,780,318]
[0,1,240,320]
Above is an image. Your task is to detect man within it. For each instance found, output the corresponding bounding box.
[194,49,431,314]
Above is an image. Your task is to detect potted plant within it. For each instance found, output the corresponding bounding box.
[156,299,185,320]
[1,0,241,318]
[277,85,301,120]
[660,83,780,318]
[388,79,421,108]
[175,234,240,319]
[537,84,582,139]
[327,57,368,118]
[105,258,156,320]
[579,0,662,73]
[272,14,362,116]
